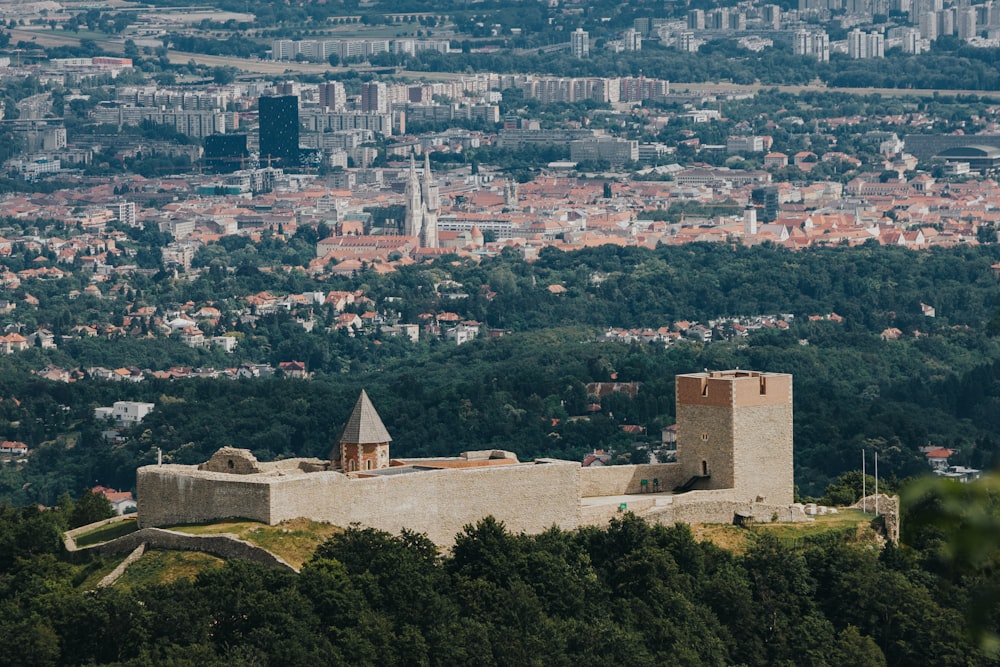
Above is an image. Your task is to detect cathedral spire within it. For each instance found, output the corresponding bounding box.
[403,152,422,239]
[421,152,439,248]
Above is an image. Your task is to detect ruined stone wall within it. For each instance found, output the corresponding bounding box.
[199,447,262,474]
[579,463,686,497]
[733,402,794,505]
[137,466,272,527]
[853,494,900,544]
[270,460,581,546]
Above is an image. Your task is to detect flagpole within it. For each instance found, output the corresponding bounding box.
[875,451,879,517]
[862,450,866,513]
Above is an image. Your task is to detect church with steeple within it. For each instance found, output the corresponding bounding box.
[403,152,439,248]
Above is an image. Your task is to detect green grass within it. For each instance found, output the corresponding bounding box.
[693,510,877,554]
[74,518,139,547]
[169,520,262,536]
[754,509,873,540]
[241,519,341,569]
[73,556,121,590]
[114,550,224,590]
[167,518,340,569]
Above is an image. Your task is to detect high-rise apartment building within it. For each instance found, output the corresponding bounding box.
[318,82,346,111]
[957,6,977,39]
[903,28,923,53]
[570,28,590,58]
[812,31,830,61]
[623,28,642,51]
[679,31,698,52]
[762,4,781,29]
[360,82,388,113]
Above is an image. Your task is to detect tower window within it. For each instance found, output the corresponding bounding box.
[701,433,709,441]
[227,459,234,469]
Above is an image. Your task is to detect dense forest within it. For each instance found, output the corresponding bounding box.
[0,479,997,667]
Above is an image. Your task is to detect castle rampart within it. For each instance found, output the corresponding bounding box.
[139,458,581,546]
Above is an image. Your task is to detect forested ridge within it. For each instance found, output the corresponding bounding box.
[0,494,997,667]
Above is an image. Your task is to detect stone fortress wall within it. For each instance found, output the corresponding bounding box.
[137,371,810,545]
[139,457,583,546]
[578,462,687,497]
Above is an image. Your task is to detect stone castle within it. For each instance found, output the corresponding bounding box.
[137,370,804,545]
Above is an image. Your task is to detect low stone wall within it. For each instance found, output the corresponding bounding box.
[97,543,145,588]
[643,498,808,527]
[579,463,685,497]
[93,528,296,572]
[64,514,136,552]
[579,497,660,527]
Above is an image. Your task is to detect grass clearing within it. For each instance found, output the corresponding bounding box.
[242,518,341,568]
[754,509,874,541]
[694,509,877,554]
[170,520,262,536]
[114,550,224,590]
[167,518,340,569]
[73,557,120,590]
[74,518,139,547]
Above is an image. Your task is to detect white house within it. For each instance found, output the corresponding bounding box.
[95,401,155,425]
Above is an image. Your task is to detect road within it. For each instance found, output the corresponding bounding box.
[9,27,1000,96]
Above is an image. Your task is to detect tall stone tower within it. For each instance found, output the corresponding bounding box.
[421,152,439,248]
[336,390,392,473]
[403,153,423,239]
[675,370,793,504]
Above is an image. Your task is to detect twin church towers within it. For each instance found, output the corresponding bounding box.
[405,152,439,248]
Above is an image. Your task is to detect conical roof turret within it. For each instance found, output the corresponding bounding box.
[339,389,392,445]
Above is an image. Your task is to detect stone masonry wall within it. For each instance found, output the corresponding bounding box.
[138,459,582,546]
[137,466,273,527]
[579,463,687,497]
[733,402,794,505]
[269,460,581,546]
[852,494,900,544]
[676,404,735,491]
[643,497,808,527]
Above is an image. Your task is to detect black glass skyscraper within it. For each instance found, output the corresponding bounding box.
[258,95,299,167]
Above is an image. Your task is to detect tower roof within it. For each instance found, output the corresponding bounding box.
[339,389,392,444]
